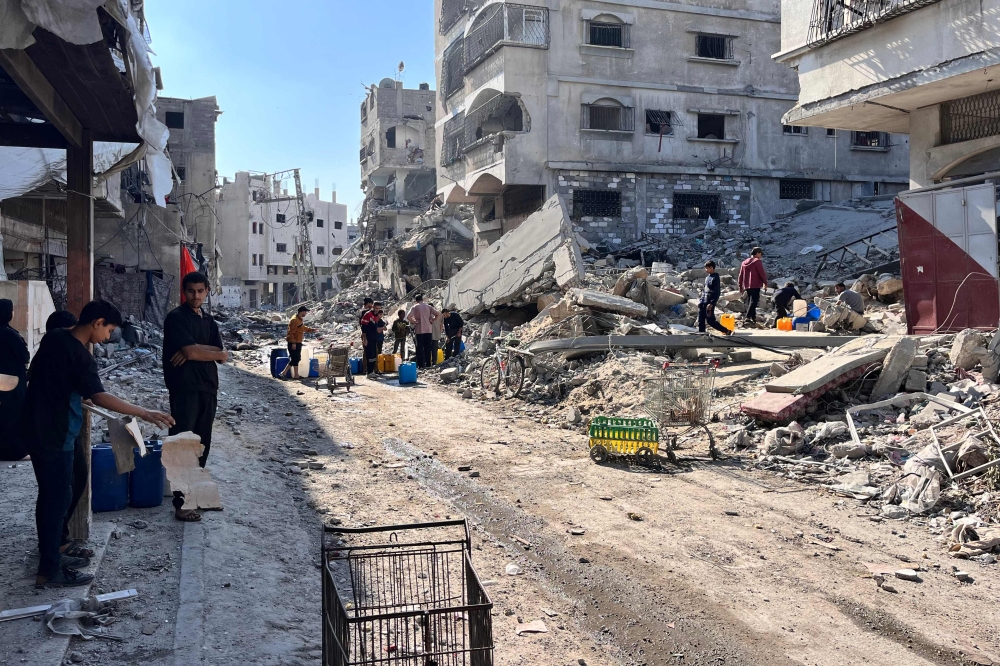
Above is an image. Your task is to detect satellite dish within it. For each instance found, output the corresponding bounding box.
[398,61,405,73]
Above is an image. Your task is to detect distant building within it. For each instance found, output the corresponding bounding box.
[776,0,1000,188]
[217,172,349,308]
[359,80,437,248]
[434,1,910,252]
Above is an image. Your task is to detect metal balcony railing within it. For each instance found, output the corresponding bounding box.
[942,89,1000,145]
[464,3,548,74]
[442,37,465,98]
[807,0,943,47]
[442,113,466,166]
[440,0,467,34]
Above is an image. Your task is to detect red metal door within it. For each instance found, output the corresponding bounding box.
[896,184,999,334]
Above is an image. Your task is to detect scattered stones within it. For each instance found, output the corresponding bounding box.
[894,569,921,582]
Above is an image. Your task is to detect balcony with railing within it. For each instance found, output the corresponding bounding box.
[464,3,549,74]
[807,0,943,47]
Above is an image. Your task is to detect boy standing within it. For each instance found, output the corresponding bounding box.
[391,310,410,359]
[22,300,174,587]
[162,272,229,521]
[281,306,315,379]
[698,261,733,336]
[360,302,385,376]
[441,308,464,359]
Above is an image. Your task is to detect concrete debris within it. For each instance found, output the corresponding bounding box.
[951,329,986,371]
[442,195,583,315]
[570,289,649,319]
[870,337,918,399]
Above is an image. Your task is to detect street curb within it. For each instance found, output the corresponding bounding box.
[173,520,205,666]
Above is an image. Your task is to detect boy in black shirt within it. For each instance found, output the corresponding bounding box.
[773,282,801,321]
[22,300,173,588]
[698,261,733,336]
[162,272,229,521]
[441,308,464,359]
[390,310,410,359]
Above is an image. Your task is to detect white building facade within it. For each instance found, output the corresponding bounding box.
[217,171,349,308]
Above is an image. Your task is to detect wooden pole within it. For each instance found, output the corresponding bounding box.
[66,129,93,541]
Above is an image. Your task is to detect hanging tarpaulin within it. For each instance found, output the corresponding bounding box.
[179,246,197,304]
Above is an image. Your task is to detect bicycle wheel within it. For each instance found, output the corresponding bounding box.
[480,357,501,393]
[504,355,525,398]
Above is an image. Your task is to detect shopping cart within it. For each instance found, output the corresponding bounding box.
[642,361,720,462]
[322,519,494,666]
[326,346,354,393]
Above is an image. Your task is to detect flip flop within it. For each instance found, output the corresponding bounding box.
[175,508,202,522]
[63,544,95,559]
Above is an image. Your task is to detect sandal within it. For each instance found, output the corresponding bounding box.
[36,567,94,589]
[175,508,202,522]
[62,544,95,559]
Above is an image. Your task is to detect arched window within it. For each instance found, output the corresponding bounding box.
[587,14,629,48]
[581,97,634,132]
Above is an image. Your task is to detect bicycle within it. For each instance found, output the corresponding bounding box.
[480,333,532,398]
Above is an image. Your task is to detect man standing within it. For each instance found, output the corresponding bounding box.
[360,302,384,376]
[441,308,464,359]
[430,303,444,364]
[698,261,733,336]
[835,282,865,314]
[162,272,229,522]
[0,299,29,460]
[22,300,173,587]
[773,282,801,322]
[738,246,767,327]
[406,295,439,369]
[358,298,373,374]
[281,306,315,380]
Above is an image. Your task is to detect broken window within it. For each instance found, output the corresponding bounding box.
[782,125,807,135]
[316,219,324,228]
[334,220,343,230]
[582,101,635,132]
[276,213,286,225]
[165,111,184,129]
[175,166,186,181]
[851,131,889,148]
[386,126,396,149]
[779,179,814,200]
[465,94,524,146]
[695,34,733,59]
[673,193,721,220]
[572,190,622,220]
[482,197,496,222]
[252,254,257,266]
[332,247,343,255]
[276,243,287,253]
[259,254,264,266]
[361,100,368,124]
[645,110,672,135]
[386,229,394,240]
[942,89,1000,144]
[316,246,325,255]
[503,185,545,217]
[697,114,726,139]
[587,19,629,48]
[252,222,258,234]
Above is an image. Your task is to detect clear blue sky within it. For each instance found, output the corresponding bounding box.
[144,0,436,224]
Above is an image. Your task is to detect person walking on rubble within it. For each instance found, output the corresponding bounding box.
[281,306,315,380]
[162,272,229,522]
[22,300,174,587]
[738,246,767,327]
[698,261,733,336]
[406,295,439,369]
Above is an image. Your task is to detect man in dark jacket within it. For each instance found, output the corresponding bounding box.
[773,282,801,322]
[738,247,767,326]
[698,261,732,335]
[0,298,29,460]
[441,308,464,359]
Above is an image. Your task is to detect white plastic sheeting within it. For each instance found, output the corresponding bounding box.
[0,0,106,50]
[0,142,137,202]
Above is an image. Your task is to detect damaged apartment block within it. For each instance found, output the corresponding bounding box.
[433,0,911,253]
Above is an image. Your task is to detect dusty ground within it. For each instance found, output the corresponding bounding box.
[5,348,1000,665]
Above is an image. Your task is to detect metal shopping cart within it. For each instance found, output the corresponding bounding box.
[642,361,720,462]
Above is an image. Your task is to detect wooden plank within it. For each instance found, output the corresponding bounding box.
[764,350,887,395]
[0,49,82,148]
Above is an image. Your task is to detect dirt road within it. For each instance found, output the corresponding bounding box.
[45,356,1000,665]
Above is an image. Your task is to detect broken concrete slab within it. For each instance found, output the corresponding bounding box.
[742,362,879,422]
[442,195,584,315]
[765,350,886,394]
[440,368,459,383]
[951,329,986,370]
[613,267,649,297]
[870,336,918,399]
[570,289,649,319]
[905,368,928,392]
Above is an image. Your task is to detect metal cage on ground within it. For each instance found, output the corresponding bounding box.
[322,520,494,666]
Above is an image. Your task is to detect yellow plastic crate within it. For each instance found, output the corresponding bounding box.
[587,416,660,463]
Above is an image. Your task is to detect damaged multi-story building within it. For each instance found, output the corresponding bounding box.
[359,79,438,247]
[216,172,349,308]
[433,0,912,251]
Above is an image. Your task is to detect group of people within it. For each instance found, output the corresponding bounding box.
[0,271,230,589]
[358,295,465,375]
[697,246,867,334]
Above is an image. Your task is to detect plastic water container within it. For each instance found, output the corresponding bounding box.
[460,342,466,353]
[393,355,403,372]
[436,349,445,364]
[297,345,313,376]
[274,356,290,376]
[806,304,822,321]
[792,316,811,331]
[349,357,362,374]
[308,358,320,378]
[792,299,809,318]
[776,317,793,331]
[399,362,418,385]
[129,441,164,508]
[269,348,289,377]
[91,444,128,512]
[719,313,736,332]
